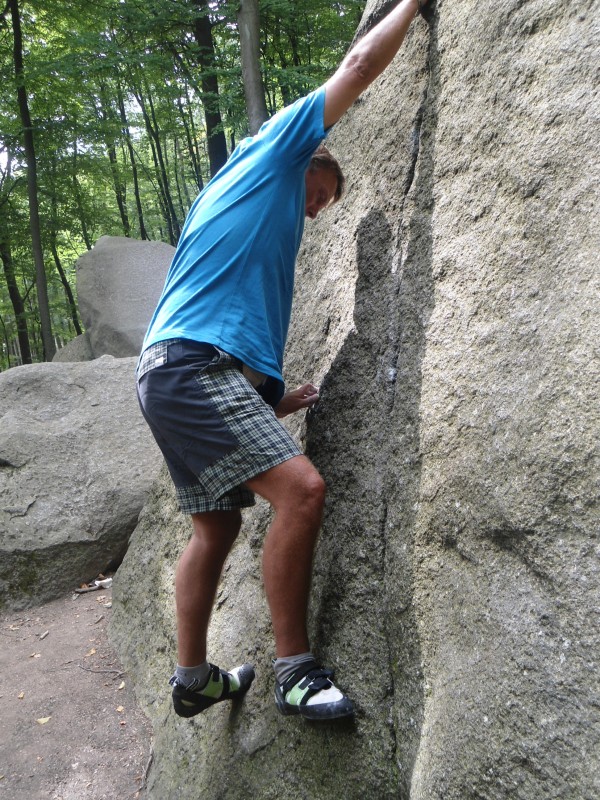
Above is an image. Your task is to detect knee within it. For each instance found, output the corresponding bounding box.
[294,469,326,516]
[191,510,242,550]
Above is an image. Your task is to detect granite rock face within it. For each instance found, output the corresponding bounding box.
[110,1,599,797]
[74,236,174,359]
[0,357,161,609]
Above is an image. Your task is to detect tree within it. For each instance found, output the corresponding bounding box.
[191,0,229,176]
[0,0,366,367]
[9,0,55,359]
[238,0,269,134]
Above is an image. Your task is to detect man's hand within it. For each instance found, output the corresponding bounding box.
[275,383,320,418]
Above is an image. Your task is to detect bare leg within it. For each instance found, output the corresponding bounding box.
[246,455,325,658]
[176,509,242,666]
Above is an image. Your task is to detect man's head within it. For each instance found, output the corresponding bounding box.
[304,145,345,220]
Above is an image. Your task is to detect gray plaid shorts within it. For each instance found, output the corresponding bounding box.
[136,339,301,514]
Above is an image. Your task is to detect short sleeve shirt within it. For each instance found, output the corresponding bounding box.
[141,88,327,394]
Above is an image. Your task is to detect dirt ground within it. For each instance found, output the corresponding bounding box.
[0,585,153,800]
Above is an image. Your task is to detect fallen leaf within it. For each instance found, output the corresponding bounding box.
[36,717,51,725]
[18,692,24,700]
[85,648,96,657]
[118,681,125,690]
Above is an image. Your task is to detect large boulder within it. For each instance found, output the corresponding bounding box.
[111,1,598,798]
[74,236,174,359]
[52,330,94,363]
[0,356,162,609]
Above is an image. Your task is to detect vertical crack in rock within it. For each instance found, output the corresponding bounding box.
[297,8,441,796]
[380,18,439,796]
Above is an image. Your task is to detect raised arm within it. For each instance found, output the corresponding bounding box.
[323,0,427,129]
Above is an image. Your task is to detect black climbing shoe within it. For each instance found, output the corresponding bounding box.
[275,661,354,720]
[170,663,255,718]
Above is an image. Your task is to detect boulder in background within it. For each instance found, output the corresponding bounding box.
[73,236,174,359]
[0,356,162,609]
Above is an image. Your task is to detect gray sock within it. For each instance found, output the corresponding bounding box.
[174,661,210,688]
[272,652,315,685]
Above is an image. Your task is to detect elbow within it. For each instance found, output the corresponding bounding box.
[344,51,377,89]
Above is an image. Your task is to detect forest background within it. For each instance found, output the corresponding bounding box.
[0,0,365,369]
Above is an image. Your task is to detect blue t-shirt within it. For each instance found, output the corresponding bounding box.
[142,88,327,396]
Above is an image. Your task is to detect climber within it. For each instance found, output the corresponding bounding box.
[137,0,431,721]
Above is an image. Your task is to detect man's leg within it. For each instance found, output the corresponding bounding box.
[245,454,325,658]
[246,454,353,719]
[176,509,242,666]
[170,508,255,718]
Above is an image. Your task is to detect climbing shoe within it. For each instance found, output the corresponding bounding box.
[170,662,255,718]
[275,661,354,720]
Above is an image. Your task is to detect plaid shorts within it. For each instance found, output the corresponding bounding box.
[136,339,301,514]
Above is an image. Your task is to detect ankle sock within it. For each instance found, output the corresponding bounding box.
[174,661,210,689]
[272,652,315,685]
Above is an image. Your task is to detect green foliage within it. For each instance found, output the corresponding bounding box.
[0,0,365,368]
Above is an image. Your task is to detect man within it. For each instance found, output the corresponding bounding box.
[137,0,430,721]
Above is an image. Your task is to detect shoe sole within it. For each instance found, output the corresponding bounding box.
[275,687,354,720]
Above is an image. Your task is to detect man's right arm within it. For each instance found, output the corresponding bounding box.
[322,0,426,129]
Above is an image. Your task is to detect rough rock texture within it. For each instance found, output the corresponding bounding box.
[110,1,599,798]
[75,236,174,358]
[0,356,161,609]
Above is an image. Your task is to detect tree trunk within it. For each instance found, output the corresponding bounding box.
[192,0,228,177]
[175,136,193,210]
[0,234,32,365]
[48,188,82,337]
[145,84,181,240]
[99,87,131,237]
[133,81,179,244]
[172,137,190,219]
[49,243,82,336]
[117,83,149,240]
[9,0,55,360]
[237,0,269,135]
[271,17,293,107]
[177,92,204,192]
